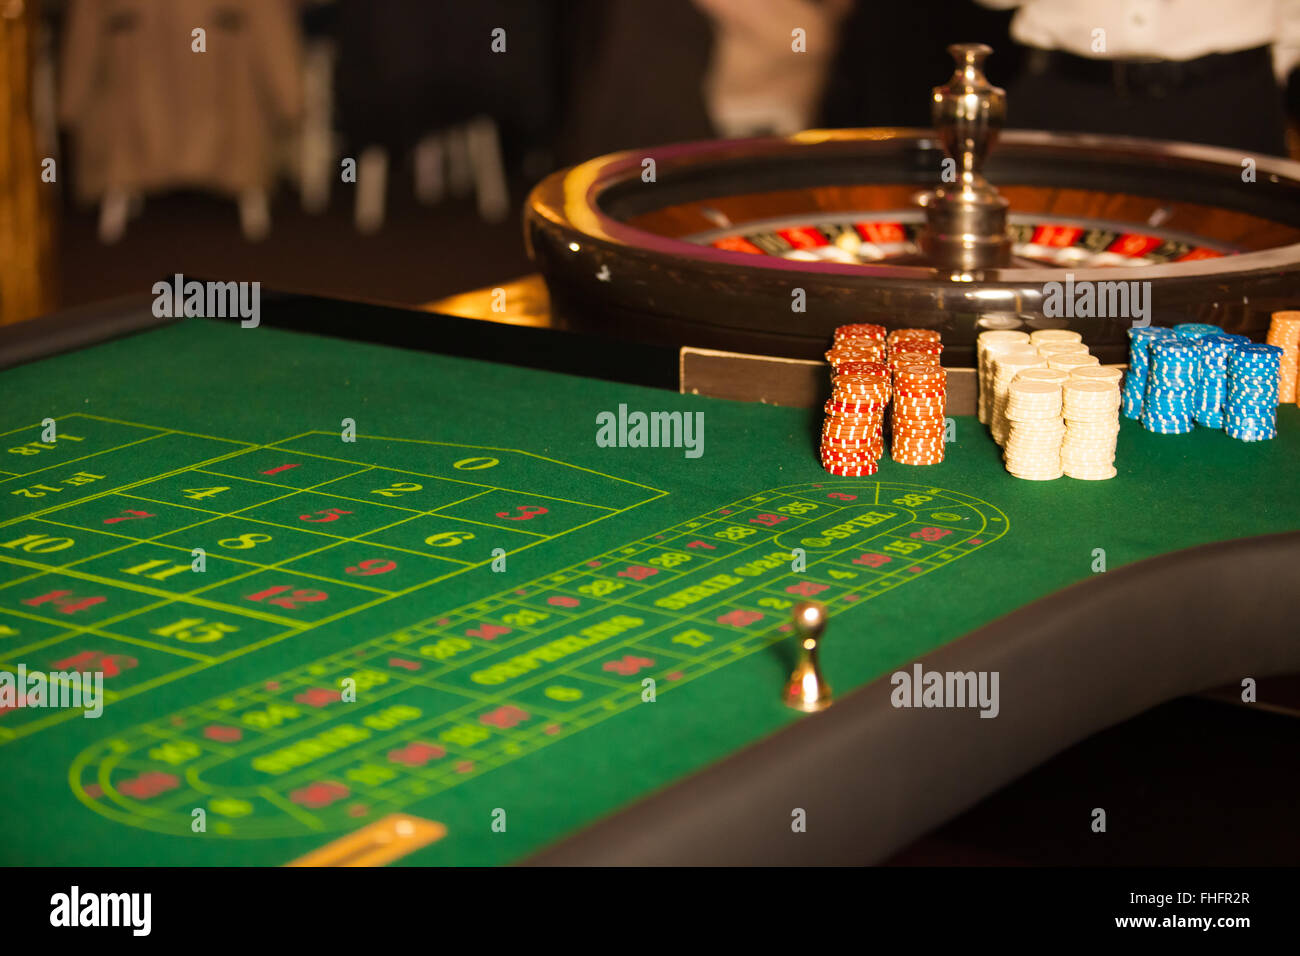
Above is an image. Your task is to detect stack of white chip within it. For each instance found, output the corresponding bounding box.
[990,347,1047,445]
[1029,329,1083,347]
[1037,342,1090,359]
[1061,368,1122,480]
[1002,377,1065,480]
[976,330,1031,424]
[1047,352,1101,373]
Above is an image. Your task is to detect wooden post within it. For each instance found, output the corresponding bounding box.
[0,0,56,325]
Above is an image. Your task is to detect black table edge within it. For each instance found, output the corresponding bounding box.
[0,290,681,390]
[0,294,169,370]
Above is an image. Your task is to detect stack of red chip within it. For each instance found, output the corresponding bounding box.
[890,363,947,465]
[825,323,886,371]
[821,354,890,476]
[887,328,941,350]
[887,338,944,374]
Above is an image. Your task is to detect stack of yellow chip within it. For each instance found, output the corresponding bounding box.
[1037,342,1089,358]
[976,330,1031,425]
[1002,377,1064,480]
[1061,375,1122,480]
[1029,329,1083,347]
[1047,352,1101,373]
[990,347,1047,445]
[1266,311,1300,403]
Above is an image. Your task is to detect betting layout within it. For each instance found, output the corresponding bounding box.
[58,473,1006,839]
[0,414,663,744]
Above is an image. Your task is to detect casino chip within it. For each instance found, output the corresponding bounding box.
[826,345,885,372]
[887,328,941,348]
[1002,376,1064,480]
[887,339,943,375]
[1046,353,1100,372]
[1192,333,1249,428]
[830,324,887,365]
[821,329,893,474]
[1016,367,1071,386]
[1266,311,1300,403]
[990,346,1047,446]
[1062,378,1121,480]
[890,362,947,465]
[1123,327,1174,420]
[988,333,1119,480]
[835,323,887,346]
[1142,339,1199,434]
[1028,329,1083,345]
[1173,322,1225,342]
[1036,342,1090,358]
[1069,365,1123,385]
[977,330,1031,425]
[1225,342,1282,441]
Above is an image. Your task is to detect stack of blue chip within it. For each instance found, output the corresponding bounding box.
[1123,327,1173,419]
[1193,333,1250,428]
[1225,343,1283,441]
[1142,339,1199,433]
[1173,322,1224,342]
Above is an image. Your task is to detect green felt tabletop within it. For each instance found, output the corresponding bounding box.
[0,317,1296,866]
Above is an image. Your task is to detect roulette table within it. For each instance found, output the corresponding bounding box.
[2,43,1297,870]
[0,298,1296,867]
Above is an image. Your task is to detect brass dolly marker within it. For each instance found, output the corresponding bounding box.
[783,602,831,712]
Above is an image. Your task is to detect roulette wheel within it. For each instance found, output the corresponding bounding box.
[525,44,1300,365]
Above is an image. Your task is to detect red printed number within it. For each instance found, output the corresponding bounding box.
[603,655,655,676]
[494,505,548,521]
[717,609,764,627]
[617,565,658,581]
[245,586,328,609]
[51,649,138,679]
[22,590,105,615]
[785,581,828,597]
[103,509,154,525]
[346,558,396,576]
[300,508,352,523]
[466,623,512,641]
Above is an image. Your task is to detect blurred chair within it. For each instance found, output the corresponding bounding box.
[333,0,556,234]
[59,0,304,242]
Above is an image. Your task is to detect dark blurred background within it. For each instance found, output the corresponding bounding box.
[0,0,1063,323]
[3,0,1299,320]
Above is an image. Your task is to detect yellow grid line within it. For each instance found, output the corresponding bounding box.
[1,418,667,751]
[28,519,397,596]
[0,433,170,482]
[242,442,627,511]
[282,429,664,495]
[81,483,996,825]
[105,491,478,567]
[73,414,293,448]
[1,441,265,528]
[0,606,215,661]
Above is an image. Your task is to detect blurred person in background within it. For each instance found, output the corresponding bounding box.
[693,0,853,136]
[980,0,1300,155]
